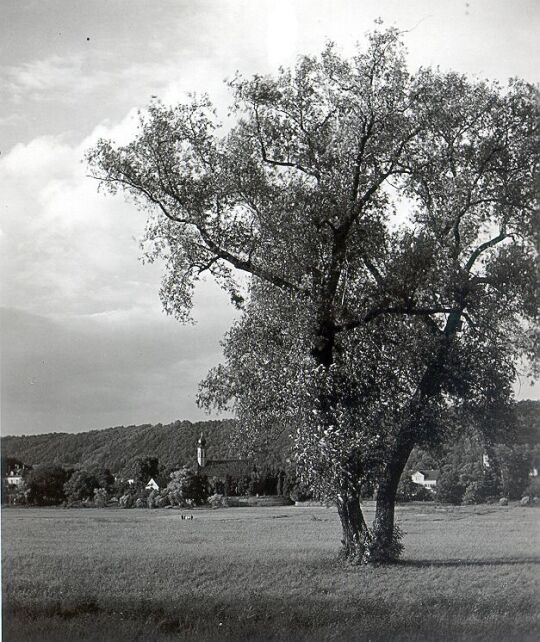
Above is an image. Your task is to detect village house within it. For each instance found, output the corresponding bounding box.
[5,468,25,488]
[1,464,30,504]
[145,478,160,491]
[411,470,439,490]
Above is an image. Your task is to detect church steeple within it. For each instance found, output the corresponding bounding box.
[197,433,207,468]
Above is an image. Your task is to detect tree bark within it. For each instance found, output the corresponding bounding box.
[369,317,462,562]
[336,490,370,562]
[371,441,414,563]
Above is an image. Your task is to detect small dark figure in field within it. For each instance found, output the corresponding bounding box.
[180,514,194,520]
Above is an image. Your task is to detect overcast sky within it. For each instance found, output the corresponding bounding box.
[1,0,539,436]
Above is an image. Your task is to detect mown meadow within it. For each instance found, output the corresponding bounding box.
[2,502,538,641]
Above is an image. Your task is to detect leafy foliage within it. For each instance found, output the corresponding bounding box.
[166,467,208,506]
[93,488,108,508]
[1,419,238,475]
[396,478,432,502]
[25,465,70,506]
[84,25,537,560]
[435,468,467,505]
[63,469,101,502]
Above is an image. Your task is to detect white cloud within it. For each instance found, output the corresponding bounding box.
[3,54,116,105]
[0,111,168,319]
[0,102,238,320]
[9,54,84,91]
[1,48,233,113]
[0,105,237,434]
[265,2,299,69]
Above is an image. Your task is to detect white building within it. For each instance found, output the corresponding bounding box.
[145,478,159,491]
[5,469,24,487]
[411,470,439,490]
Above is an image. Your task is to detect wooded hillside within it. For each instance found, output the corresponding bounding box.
[1,420,239,475]
[2,401,537,478]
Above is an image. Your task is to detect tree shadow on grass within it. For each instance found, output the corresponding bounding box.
[5,589,538,642]
[398,557,540,568]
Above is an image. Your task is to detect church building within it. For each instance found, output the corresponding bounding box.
[195,433,253,495]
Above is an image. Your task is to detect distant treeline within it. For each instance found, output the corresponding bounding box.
[0,419,245,476]
[2,401,538,484]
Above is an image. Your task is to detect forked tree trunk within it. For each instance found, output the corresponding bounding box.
[371,442,414,563]
[337,490,370,562]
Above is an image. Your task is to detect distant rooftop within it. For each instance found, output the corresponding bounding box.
[416,469,440,480]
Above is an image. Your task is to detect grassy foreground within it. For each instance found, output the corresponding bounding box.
[2,502,538,641]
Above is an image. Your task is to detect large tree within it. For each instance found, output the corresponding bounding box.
[88,27,537,562]
[25,465,70,506]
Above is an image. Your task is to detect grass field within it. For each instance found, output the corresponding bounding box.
[2,502,538,641]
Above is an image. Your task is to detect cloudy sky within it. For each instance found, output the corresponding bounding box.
[1,0,538,436]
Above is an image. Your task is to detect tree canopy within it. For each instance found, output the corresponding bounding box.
[88,26,537,562]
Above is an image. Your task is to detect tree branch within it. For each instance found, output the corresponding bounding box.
[464,229,509,272]
[362,257,385,287]
[252,101,320,181]
[335,305,459,332]
[92,169,307,297]
[195,225,307,296]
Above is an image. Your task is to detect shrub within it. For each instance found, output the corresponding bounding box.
[208,493,225,508]
[436,469,466,505]
[26,465,70,506]
[119,493,133,508]
[223,475,236,497]
[413,486,434,502]
[289,479,313,502]
[493,444,531,500]
[462,474,501,505]
[247,470,261,496]
[64,470,100,503]
[396,478,416,502]
[209,476,225,495]
[155,494,170,508]
[462,481,483,505]
[166,467,208,506]
[260,469,279,495]
[236,476,249,496]
[93,488,108,508]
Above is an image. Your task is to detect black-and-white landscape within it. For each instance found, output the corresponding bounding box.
[1,2,538,641]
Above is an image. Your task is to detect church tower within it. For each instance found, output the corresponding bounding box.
[197,433,207,468]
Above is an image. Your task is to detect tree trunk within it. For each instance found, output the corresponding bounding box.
[368,326,459,563]
[371,442,414,563]
[337,490,370,562]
